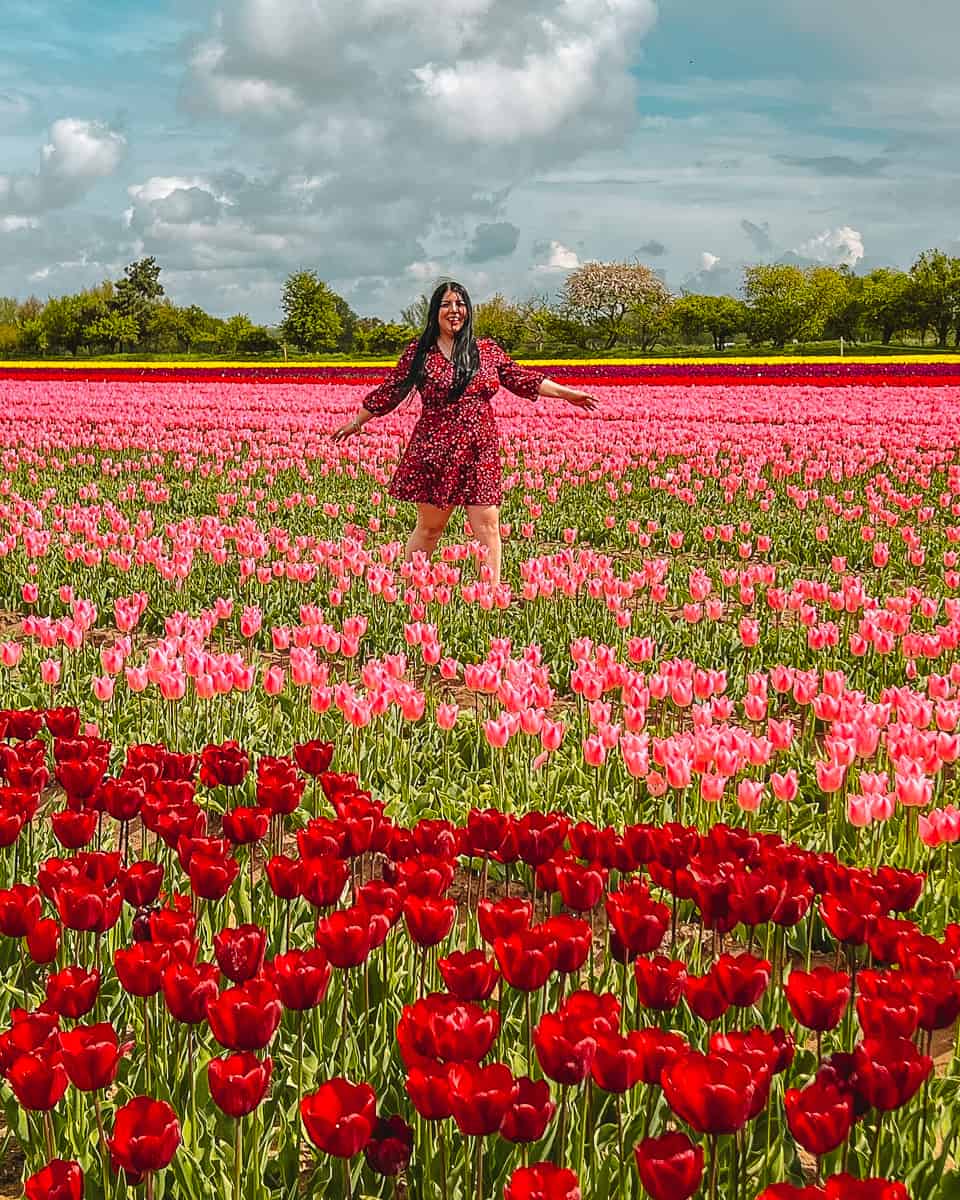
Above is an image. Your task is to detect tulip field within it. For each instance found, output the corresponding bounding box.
[3,358,960,1199]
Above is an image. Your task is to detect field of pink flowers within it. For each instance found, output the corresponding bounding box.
[1,367,960,1199]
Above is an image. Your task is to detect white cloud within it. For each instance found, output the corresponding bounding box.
[41,119,126,181]
[0,216,39,233]
[535,240,580,271]
[700,251,720,271]
[0,118,126,217]
[405,260,445,281]
[794,225,865,267]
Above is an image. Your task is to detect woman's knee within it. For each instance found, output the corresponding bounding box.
[415,508,451,540]
[468,513,500,541]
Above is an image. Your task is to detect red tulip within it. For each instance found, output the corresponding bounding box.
[494,926,557,992]
[294,740,335,776]
[504,1163,581,1200]
[683,970,730,1022]
[7,1049,69,1111]
[213,924,267,983]
[108,1096,181,1180]
[363,1114,413,1177]
[269,948,332,1010]
[301,1077,377,1158]
[298,857,349,908]
[59,1022,128,1091]
[478,897,532,944]
[256,755,304,816]
[541,914,591,974]
[785,967,851,1032]
[207,978,282,1051]
[437,949,500,1001]
[26,917,61,964]
[634,1130,704,1200]
[0,884,42,936]
[199,741,249,788]
[118,861,164,907]
[591,1030,645,1093]
[403,894,456,947]
[533,1012,596,1086]
[634,956,687,1011]
[162,961,220,1025]
[23,1159,83,1200]
[45,967,100,1019]
[406,1063,453,1121]
[114,942,169,997]
[714,952,771,1008]
[447,1061,514,1135]
[662,1051,755,1135]
[221,806,270,846]
[785,1081,854,1156]
[315,906,389,968]
[499,1075,556,1143]
[853,1037,932,1111]
[208,1052,273,1118]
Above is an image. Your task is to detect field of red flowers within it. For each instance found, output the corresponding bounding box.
[1,363,959,1198]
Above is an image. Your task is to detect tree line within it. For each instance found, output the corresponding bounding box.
[2,249,960,359]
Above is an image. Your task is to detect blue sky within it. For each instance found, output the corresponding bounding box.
[2,0,958,324]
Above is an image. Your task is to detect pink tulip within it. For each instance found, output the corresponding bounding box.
[40,659,61,686]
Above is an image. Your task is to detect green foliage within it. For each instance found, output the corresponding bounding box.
[85,311,140,353]
[279,270,344,352]
[472,292,526,351]
[399,293,430,329]
[742,263,852,348]
[354,321,417,354]
[860,268,914,345]
[217,313,278,355]
[114,256,164,323]
[909,248,960,347]
[673,293,748,350]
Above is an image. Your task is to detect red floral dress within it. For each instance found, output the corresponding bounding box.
[362,337,547,508]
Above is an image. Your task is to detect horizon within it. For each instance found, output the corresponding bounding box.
[2,0,959,323]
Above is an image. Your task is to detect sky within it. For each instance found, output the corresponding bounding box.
[2,0,959,325]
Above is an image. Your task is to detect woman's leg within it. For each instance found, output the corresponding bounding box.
[404,503,453,565]
[465,504,502,587]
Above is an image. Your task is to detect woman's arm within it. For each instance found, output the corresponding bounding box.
[331,339,419,443]
[537,377,599,411]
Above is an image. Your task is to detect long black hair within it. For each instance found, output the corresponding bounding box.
[394,280,479,404]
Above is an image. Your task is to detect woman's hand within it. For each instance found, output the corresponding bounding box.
[565,390,599,412]
[331,417,363,444]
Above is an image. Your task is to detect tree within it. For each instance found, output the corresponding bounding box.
[517,295,555,353]
[40,295,86,356]
[821,268,864,343]
[279,270,343,352]
[85,312,139,354]
[622,291,676,352]
[673,293,747,350]
[0,298,17,324]
[400,294,430,330]
[908,249,960,348]
[331,293,358,353]
[114,257,164,332]
[352,321,412,352]
[473,293,526,351]
[216,314,277,355]
[561,259,670,349]
[742,264,849,348]
[860,269,913,345]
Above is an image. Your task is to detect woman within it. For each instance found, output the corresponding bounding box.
[332,281,598,586]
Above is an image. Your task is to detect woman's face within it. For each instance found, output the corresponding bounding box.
[438,288,467,340]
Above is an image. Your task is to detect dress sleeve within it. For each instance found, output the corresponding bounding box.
[361,338,419,416]
[487,339,547,401]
